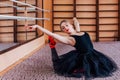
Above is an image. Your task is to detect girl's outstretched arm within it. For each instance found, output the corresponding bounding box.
[29,25,74,45]
[73,17,80,32]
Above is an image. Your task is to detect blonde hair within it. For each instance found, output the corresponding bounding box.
[60,20,69,27]
[60,20,75,30]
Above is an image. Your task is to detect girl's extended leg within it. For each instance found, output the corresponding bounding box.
[48,36,82,78]
[51,48,59,62]
[48,36,60,70]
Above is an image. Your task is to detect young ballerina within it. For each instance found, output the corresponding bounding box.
[28,18,118,79]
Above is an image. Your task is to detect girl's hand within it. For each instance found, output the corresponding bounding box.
[73,17,79,27]
[32,25,38,29]
[26,25,39,30]
[30,25,38,29]
[73,17,80,32]
[73,17,77,21]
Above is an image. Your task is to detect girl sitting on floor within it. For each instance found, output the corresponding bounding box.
[28,17,118,79]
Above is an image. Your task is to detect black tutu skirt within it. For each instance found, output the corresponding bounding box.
[53,32,118,78]
[53,49,118,78]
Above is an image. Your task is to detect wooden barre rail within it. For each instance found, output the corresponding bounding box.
[0,15,50,20]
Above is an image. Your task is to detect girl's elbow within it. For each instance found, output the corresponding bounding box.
[58,40,69,44]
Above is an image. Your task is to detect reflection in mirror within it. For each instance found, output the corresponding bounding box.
[0,0,43,54]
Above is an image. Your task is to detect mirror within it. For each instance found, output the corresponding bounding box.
[0,0,43,54]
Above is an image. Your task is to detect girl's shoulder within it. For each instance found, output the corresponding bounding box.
[71,32,86,37]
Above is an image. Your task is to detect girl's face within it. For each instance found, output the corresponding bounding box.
[60,22,74,34]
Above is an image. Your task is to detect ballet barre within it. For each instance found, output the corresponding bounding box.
[10,0,50,12]
[0,3,37,11]
[0,3,20,9]
[0,15,50,21]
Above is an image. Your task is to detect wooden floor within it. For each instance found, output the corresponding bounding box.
[1,42,120,80]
